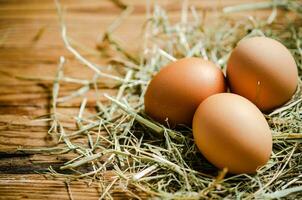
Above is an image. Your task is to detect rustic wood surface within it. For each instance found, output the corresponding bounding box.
[0,0,285,199]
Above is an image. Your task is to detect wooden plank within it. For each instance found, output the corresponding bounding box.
[0,174,147,200]
[0,152,71,174]
[0,174,100,200]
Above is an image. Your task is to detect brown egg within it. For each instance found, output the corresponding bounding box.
[144,57,226,126]
[193,93,272,174]
[227,36,298,112]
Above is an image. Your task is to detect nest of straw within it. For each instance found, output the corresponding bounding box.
[17,0,302,199]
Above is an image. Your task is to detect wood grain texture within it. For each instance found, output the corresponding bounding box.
[0,0,279,199]
[0,174,146,200]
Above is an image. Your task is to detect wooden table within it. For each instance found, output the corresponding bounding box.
[0,0,282,199]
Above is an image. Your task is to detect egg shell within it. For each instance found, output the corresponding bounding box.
[144,57,226,126]
[226,36,298,112]
[193,93,272,174]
